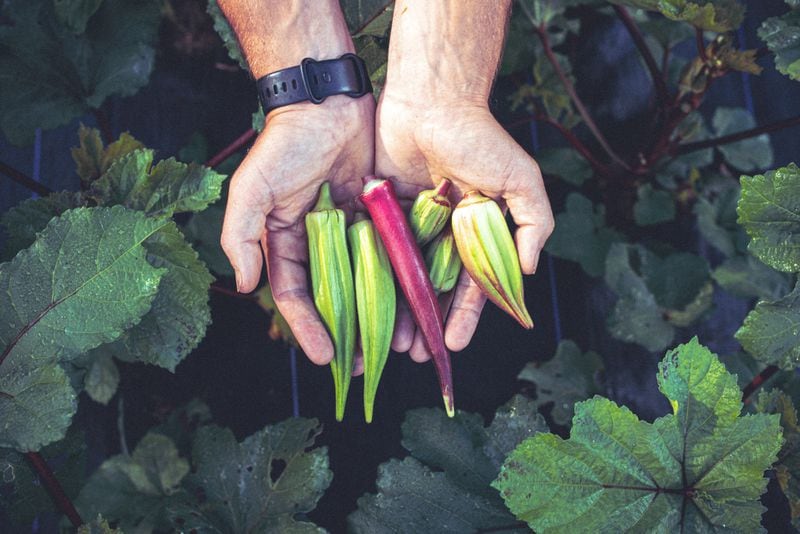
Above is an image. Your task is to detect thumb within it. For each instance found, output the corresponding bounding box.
[220,144,276,292]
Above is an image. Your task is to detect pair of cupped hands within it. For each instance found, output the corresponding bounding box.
[220,90,554,372]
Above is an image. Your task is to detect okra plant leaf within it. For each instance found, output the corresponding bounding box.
[341,0,393,34]
[0,427,87,529]
[77,514,122,534]
[518,340,605,426]
[738,163,800,272]
[712,108,774,172]
[604,243,675,351]
[71,126,144,187]
[165,419,331,533]
[53,0,104,34]
[693,181,748,258]
[712,255,792,301]
[494,338,783,533]
[206,0,248,71]
[736,280,800,370]
[92,149,227,218]
[0,0,160,145]
[83,350,119,405]
[608,0,744,32]
[545,193,624,277]
[183,201,234,277]
[759,8,800,82]
[349,396,546,533]
[535,147,593,187]
[633,184,676,226]
[755,389,800,528]
[97,222,214,371]
[0,207,166,365]
[0,191,86,260]
[76,433,189,533]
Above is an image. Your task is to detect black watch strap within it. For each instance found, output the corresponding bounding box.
[256,53,373,114]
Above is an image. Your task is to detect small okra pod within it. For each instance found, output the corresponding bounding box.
[305,182,357,421]
[451,190,533,329]
[425,227,462,294]
[348,213,396,423]
[409,178,453,246]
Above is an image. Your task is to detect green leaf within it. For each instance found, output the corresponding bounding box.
[536,147,593,187]
[712,255,791,300]
[738,163,800,272]
[759,9,800,82]
[349,396,546,533]
[341,0,393,34]
[71,125,144,187]
[736,280,800,370]
[516,0,596,27]
[166,419,331,533]
[76,432,189,533]
[633,184,676,226]
[545,193,624,277]
[0,0,160,145]
[755,389,800,528]
[53,0,104,34]
[494,338,783,533]
[0,427,87,528]
[183,200,233,277]
[1,191,86,260]
[608,0,744,32]
[98,222,214,371]
[604,243,675,351]
[206,0,248,71]
[712,107,774,172]
[642,251,710,310]
[693,181,747,258]
[83,350,119,405]
[78,514,123,534]
[0,207,167,365]
[518,340,605,426]
[92,149,227,218]
[252,107,266,132]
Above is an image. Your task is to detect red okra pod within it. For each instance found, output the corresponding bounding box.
[359,176,455,416]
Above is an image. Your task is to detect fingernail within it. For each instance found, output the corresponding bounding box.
[530,250,541,274]
[234,269,243,292]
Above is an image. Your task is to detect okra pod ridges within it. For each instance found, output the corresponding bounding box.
[409,178,453,246]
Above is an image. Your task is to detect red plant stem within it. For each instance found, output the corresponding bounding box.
[695,29,708,63]
[359,176,454,416]
[205,128,257,169]
[91,108,114,145]
[25,452,83,527]
[613,5,668,105]
[742,365,779,404]
[532,25,630,171]
[675,114,800,155]
[0,161,52,196]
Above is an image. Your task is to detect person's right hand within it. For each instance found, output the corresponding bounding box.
[220,96,375,365]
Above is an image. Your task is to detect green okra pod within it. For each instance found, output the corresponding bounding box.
[425,227,462,294]
[409,178,453,246]
[305,182,357,421]
[348,213,396,423]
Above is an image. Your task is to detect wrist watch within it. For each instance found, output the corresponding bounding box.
[256,53,373,115]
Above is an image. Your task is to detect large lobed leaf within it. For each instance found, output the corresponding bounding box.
[494,338,783,533]
[71,125,145,187]
[0,0,161,145]
[76,433,190,534]
[712,108,774,173]
[166,419,331,533]
[608,0,744,32]
[738,163,800,273]
[349,395,546,533]
[1,191,86,260]
[518,340,605,426]
[736,280,800,370]
[759,8,800,82]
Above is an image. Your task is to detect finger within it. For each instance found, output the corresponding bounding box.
[391,298,415,353]
[220,138,276,293]
[352,348,364,377]
[265,229,333,365]
[445,270,487,352]
[503,158,554,275]
[409,330,432,363]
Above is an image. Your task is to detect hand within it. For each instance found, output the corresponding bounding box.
[375,94,554,361]
[220,96,375,365]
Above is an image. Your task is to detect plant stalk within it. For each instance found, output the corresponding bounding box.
[205,128,256,169]
[0,161,52,196]
[25,452,83,528]
[742,365,779,404]
[675,114,800,155]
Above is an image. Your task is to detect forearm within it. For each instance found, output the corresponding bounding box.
[218,0,354,78]
[385,0,512,105]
